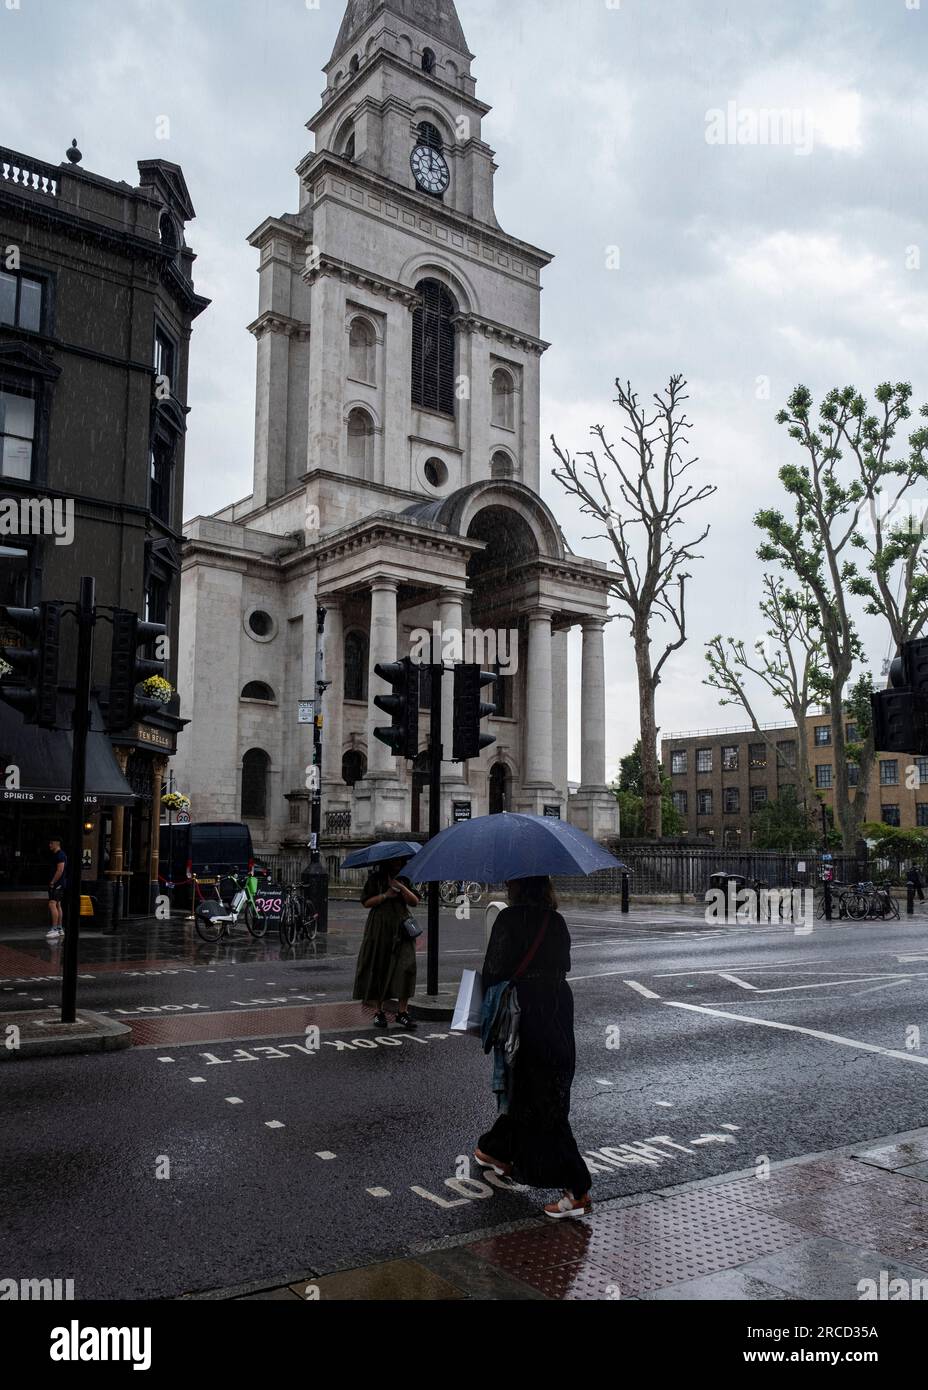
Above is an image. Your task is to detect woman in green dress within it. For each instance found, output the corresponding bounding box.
[353,858,420,1029]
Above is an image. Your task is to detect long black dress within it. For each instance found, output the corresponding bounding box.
[478,905,592,1199]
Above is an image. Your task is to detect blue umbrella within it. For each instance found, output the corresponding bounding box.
[341,841,422,870]
[409,813,625,882]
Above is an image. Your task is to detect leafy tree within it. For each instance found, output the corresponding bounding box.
[613,740,682,837]
[553,375,715,837]
[756,382,928,847]
[750,787,818,851]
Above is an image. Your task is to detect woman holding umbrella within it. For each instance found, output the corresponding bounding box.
[475,875,592,1219]
[353,856,421,1029]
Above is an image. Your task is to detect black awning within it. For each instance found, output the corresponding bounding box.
[0,698,136,808]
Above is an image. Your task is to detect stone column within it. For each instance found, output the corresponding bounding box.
[524,609,554,788]
[439,588,470,822]
[321,597,345,788]
[552,627,570,808]
[568,616,619,838]
[105,747,131,926]
[580,618,608,786]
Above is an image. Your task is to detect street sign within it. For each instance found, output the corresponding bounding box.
[175,810,190,825]
[821,852,833,861]
[543,805,561,819]
[298,700,315,724]
[796,861,807,874]
[452,801,472,822]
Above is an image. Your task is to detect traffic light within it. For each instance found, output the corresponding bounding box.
[453,665,497,761]
[107,609,168,731]
[373,657,419,758]
[0,602,62,727]
[872,638,928,753]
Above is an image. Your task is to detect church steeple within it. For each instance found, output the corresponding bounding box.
[331,0,470,67]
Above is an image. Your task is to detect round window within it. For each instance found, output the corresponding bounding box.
[245,609,276,642]
[424,457,448,489]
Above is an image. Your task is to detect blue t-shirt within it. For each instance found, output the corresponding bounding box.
[52,850,68,889]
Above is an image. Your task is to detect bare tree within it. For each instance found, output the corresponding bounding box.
[552,374,715,837]
[704,577,826,813]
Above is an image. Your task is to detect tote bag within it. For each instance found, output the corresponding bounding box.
[451,969,484,1034]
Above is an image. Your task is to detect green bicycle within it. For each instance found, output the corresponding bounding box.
[194,872,268,943]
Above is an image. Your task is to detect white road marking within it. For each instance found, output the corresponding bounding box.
[157,1057,175,1064]
[594,1079,614,1087]
[852,979,912,996]
[717,973,759,990]
[315,1151,337,1160]
[751,975,915,994]
[265,1121,285,1129]
[655,1101,674,1108]
[225,1097,244,1105]
[622,979,662,999]
[665,1001,928,1067]
[189,1077,206,1084]
[366,1187,391,1198]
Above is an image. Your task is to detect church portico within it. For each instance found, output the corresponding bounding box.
[175,0,619,855]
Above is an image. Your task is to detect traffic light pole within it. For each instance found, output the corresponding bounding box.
[427,662,443,998]
[310,607,326,866]
[61,576,95,1024]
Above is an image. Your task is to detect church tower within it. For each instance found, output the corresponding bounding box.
[247,0,551,518]
[177,0,619,850]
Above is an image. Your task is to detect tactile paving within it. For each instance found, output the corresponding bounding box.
[128,1000,376,1046]
[470,1186,800,1297]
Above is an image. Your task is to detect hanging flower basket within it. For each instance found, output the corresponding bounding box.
[142,676,174,705]
[161,791,190,813]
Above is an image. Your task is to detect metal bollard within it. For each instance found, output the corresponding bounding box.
[621,872,630,915]
[908,882,916,916]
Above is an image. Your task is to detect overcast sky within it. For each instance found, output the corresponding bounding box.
[3,0,926,780]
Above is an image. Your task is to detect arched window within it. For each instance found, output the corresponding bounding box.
[241,681,275,702]
[445,60,459,85]
[411,278,456,416]
[343,131,356,161]
[241,749,270,819]
[417,120,443,151]
[348,318,376,383]
[347,407,374,475]
[159,213,179,251]
[422,48,436,74]
[342,750,367,786]
[491,451,514,479]
[489,763,511,816]
[345,631,369,701]
[492,369,515,428]
[349,54,360,74]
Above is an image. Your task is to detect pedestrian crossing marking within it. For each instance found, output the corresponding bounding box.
[265,1121,285,1129]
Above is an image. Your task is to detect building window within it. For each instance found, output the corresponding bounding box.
[411,278,456,416]
[0,543,31,609]
[344,131,356,161]
[349,54,360,74]
[815,764,833,789]
[917,804,928,828]
[847,763,860,788]
[672,791,688,815]
[671,750,687,775]
[882,804,901,827]
[424,456,449,488]
[748,743,767,769]
[491,451,514,479]
[813,725,832,746]
[750,786,768,812]
[491,369,515,429]
[145,573,169,627]
[421,48,436,74]
[846,723,859,743]
[696,748,712,774]
[154,327,176,397]
[918,757,928,786]
[0,269,43,333]
[247,610,274,639]
[149,438,174,524]
[777,740,797,768]
[342,750,367,786]
[347,407,374,474]
[697,790,713,815]
[489,762,511,815]
[344,631,368,702]
[241,682,275,702]
[722,746,738,772]
[348,318,376,383]
[494,669,512,718]
[723,787,740,814]
[241,749,270,819]
[880,760,899,786]
[0,385,36,480]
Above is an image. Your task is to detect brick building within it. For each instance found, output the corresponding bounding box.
[662,714,928,845]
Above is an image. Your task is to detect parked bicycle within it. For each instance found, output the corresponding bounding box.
[816,880,900,921]
[414,880,485,907]
[193,872,268,943]
[278,883,319,947]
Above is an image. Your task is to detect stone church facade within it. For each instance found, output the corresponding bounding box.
[174,0,619,856]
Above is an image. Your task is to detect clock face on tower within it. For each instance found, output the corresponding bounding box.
[410,144,450,196]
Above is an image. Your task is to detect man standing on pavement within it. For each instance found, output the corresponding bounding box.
[47,837,67,941]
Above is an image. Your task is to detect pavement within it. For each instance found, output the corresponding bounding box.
[2,898,928,1301]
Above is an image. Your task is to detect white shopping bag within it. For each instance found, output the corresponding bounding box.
[451,969,484,1035]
